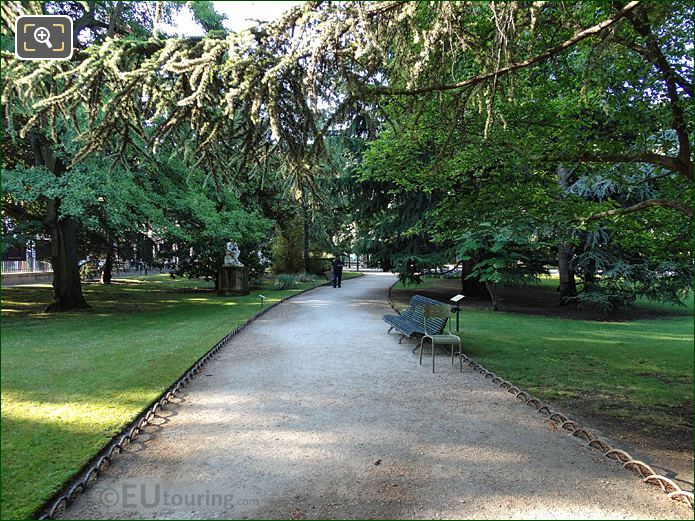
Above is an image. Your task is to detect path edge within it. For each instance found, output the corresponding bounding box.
[387,280,694,510]
[34,276,362,520]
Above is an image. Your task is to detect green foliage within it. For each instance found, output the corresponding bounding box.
[2,0,693,313]
[272,272,318,290]
[454,224,551,309]
[270,218,305,274]
[456,225,549,286]
[569,228,694,312]
[186,0,227,32]
[306,257,331,275]
[295,272,315,284]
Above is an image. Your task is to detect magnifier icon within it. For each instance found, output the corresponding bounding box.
[34,26,52,49]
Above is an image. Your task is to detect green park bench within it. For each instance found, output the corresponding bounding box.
[419,304,463,373]
[383,294,448,343]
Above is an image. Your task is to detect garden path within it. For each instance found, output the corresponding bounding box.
[65,273,690,519]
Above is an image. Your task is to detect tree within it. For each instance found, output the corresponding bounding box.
[454,224,551,311]
[3,1,692,311]
[1,1,230,310]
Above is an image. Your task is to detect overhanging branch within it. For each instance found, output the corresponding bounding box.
[577,152,684,174]
[367,1,641,96]
[585,198,693,221]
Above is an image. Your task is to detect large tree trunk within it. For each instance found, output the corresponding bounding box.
[557,243,577,304]
[31,134,89,312]
[45,202,89,312]
[556,165,577,305]
[101,239,114,284]
[300,186,310,272]
[460,260,488,297]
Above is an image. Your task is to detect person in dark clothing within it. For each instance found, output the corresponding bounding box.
[331,256,344,288]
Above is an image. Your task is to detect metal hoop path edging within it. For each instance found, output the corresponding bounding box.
[387,281,694,510]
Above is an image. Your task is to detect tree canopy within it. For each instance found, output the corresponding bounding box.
[1,0,692,311]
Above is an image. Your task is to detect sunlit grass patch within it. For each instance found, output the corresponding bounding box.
[1,273,347,519]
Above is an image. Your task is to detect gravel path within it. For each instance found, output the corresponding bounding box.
[64,273,690,519]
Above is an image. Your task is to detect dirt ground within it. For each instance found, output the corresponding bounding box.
[391,278,692,322]
[62,273,691,519]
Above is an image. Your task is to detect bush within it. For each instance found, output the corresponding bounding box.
[306,257,331,275]
[249,276,264,288]
[274,274,299,290]
[296,272,317,284]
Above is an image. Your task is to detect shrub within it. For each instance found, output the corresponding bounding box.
[271,220,305,274]
[249,276,264,288]
[306,257,331,275]
[274,274,299,290]
[295,272,315,283]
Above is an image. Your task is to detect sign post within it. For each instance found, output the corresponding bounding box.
[450,294,465,332]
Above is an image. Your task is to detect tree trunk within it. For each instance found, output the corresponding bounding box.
[583,271,597,293]
[557,243,577,304]
[556,165,578,305]
[460,260,488,296]
[485,281,499,311]
[101,240,114,284]
[300,186,310,273]
[380,252,392,271]
[31,133,89,312]
[45,205,90,312]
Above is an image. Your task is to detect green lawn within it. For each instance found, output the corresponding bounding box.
[0,272,359,520]
[459,307,693,424]
[393,275,693,440]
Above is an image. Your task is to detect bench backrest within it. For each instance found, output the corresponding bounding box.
[403,295,447,334]
[424,304,452,335]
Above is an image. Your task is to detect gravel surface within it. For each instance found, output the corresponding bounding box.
[63,273,691,519]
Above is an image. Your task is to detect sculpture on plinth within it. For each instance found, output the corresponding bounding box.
[218,240,249,295]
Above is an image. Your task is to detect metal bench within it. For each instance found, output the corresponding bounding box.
[419,304,462,373]
[383,294,448,344]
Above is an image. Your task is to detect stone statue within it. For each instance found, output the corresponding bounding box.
[224,241,244,267]
[218,240,249,295]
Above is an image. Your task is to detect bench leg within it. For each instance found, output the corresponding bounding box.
[418,337,424,365]
[432,339,435,373]
[459,341,463,372]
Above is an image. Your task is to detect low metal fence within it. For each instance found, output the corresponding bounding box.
[1,260,53,273]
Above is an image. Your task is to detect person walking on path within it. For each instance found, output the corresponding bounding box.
[331,255,344,288]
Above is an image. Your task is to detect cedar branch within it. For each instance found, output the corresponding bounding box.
[367,1,641,96]
[585,199,693,221]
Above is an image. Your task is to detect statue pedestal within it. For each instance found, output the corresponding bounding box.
[218,266,249,296]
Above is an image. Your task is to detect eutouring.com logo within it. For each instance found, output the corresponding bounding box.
[94,483,260,511]
[15,15,73,60]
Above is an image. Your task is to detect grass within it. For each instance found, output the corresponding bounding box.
[393,275,694,440]
[0,272,360,520]
[458,308,693,426]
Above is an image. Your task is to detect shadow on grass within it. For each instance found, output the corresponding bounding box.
[1,415,116,519]
[1,277,297,322]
